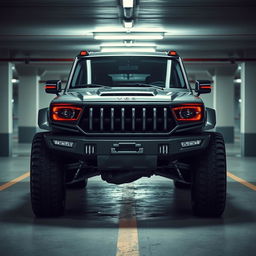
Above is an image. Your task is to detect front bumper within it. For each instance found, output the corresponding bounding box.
[44,133,210,170]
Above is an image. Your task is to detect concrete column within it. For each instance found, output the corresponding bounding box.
[213,67,236,143]
[0,63,13,156]
[18,69,39,143]
[241,62,256,156]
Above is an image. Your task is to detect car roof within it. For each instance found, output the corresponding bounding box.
[77,51,179,58]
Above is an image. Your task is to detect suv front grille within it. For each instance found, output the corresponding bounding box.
[78,105,176,134]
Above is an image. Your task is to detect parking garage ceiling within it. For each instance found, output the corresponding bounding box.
[0,0,256,58]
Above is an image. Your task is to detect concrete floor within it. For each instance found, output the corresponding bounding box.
[0,142,256,256]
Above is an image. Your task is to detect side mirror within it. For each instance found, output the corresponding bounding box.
[195,80,212,96]
[45,80,62,95]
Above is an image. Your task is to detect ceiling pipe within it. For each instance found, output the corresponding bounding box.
[0,58,74,62]
[183,58,256,62]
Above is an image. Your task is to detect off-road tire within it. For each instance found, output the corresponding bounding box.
[191,132,226,217]
[30,132,65,217]
[66,179,88,189]
[173,180,191,189]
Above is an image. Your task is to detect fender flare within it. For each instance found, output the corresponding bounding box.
[204,108,216,130]
[38,108,51,130]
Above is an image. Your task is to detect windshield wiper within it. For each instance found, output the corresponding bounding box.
[73,83,111,89]
[134,83,164,90]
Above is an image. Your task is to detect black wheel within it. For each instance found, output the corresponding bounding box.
[191,132,226,217]
[66,179,88,189]
[173,180,191,189]
[30,133,65,217]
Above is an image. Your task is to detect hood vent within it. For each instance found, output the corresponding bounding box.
[99,91,155,97]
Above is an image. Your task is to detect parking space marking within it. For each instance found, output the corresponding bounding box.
[116,184,139,256]
[227,171,256,191]
[0,172,30,191]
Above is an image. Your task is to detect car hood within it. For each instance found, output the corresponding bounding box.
[52,87,202,104]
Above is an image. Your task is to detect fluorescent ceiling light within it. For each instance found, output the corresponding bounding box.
[131,27,165,32]
[94,33,164,40]
[12,78,19,83]
[122,0,134,8]
[101,42,156,47]
[93,27,164,33]
[123,20,133,29]
[234,78,241,83]
[101,47,156,53]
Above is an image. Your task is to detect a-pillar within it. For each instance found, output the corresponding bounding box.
[241,62,256,156]
[213,67,236,143]
[17,67,39,143]
[0,63,13,156]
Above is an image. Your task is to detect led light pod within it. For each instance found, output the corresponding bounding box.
[53,140,74,148]
[181,140,202,148]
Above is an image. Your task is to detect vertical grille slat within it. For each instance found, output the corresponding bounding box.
[132,108,135,131]
[153,108,157,131]
[142,108,146,131]
[100,108,104,131]
[121,108,125,131]
[79,105,175,134]
[89,108,93,131]
[163,107,167,130]
[111,107,114,131]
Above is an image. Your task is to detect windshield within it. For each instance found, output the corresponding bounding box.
[69,56,187,89]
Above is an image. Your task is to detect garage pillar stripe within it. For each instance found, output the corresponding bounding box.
[213,67,236,143]
[0,62,13,156]
[17,68,40,143]
[240,62,256,156]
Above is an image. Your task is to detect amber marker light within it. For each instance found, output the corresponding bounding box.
[80,51,89,56]
[200,86,213,89]
[44,86,57,89]
[168,51,178,56]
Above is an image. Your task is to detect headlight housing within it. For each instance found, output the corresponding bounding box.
[172,104,203,121]
[51,104,83,121]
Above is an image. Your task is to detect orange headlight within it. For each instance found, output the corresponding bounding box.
[51,104,83,121]
[172,104,203,121]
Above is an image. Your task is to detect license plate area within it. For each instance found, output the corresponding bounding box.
[111,142,144,154]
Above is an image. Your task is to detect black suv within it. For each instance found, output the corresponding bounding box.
[30,50,226,217]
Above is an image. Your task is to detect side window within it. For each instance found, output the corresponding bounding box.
[71,62,87,87]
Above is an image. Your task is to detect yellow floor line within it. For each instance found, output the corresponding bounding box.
[116,185,140,256]
[227,171,256,191]
[0,172,30,191]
